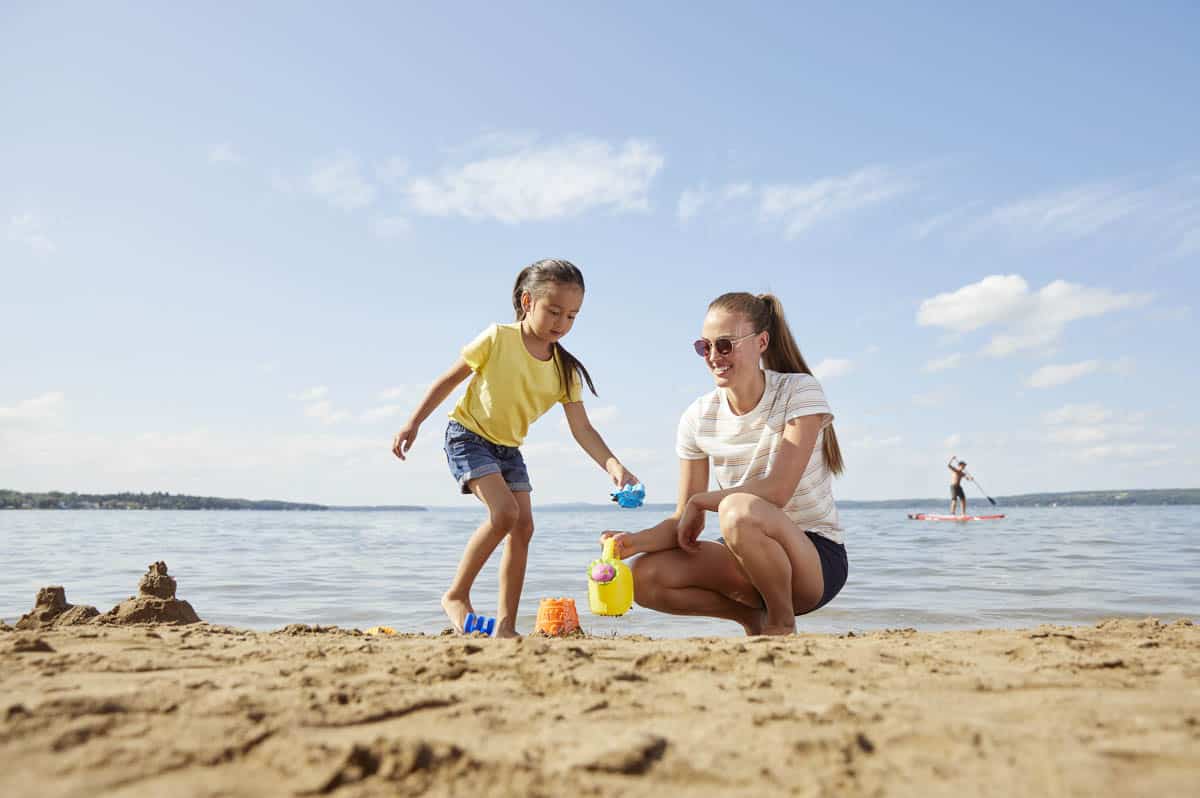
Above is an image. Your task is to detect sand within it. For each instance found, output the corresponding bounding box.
[1,616,1197,797]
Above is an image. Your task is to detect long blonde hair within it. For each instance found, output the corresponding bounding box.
[708,292,845,475]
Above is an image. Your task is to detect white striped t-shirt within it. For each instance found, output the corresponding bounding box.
[676,369,843,544]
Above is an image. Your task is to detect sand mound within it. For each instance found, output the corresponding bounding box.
[14,586,99,630]
[98,561,201,625]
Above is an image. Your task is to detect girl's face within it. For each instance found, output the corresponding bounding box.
[698,308,766,388]
[522,282,584,343]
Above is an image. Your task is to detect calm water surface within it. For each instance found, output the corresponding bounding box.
[2,507,1197,637]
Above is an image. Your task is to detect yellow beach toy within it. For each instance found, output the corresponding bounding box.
[588,537,634,616]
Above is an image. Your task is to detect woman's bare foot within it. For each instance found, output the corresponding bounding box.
[740,606,768,636]
[441,593,473,633]
[761,617,797,636]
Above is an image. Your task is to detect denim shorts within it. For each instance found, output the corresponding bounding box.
[443,420,532,494]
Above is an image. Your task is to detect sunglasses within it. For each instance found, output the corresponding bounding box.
[693,331,758,357]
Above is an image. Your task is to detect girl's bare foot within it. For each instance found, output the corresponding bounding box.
[441,593,473,633]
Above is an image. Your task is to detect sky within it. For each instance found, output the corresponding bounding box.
[2,2,1198,506]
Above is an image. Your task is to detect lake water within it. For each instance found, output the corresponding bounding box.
[2,507,1197,637]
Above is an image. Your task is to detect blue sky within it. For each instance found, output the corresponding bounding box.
[2,2,1197,505]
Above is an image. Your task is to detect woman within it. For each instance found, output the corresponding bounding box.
[601,292,847,635]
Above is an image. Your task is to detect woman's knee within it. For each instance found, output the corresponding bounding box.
[717,493,766,547]
[630,554,664,604]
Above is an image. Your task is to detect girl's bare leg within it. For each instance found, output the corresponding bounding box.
[442,473,517,632]
[495,490,534,638]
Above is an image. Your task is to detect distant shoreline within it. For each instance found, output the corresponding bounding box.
[3,487,1198,511]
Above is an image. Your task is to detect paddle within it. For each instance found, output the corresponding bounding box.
[952,457,998,506]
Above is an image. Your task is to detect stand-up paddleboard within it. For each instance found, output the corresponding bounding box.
[908,513,1006,521]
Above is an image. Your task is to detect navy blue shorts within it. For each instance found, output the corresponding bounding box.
[443,420,532,494]
[718,530,847,615]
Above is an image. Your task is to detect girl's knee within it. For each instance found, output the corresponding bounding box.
[509,518,535,546]
[487,500,520,532]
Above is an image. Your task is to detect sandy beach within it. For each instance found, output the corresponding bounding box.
[2,610,1197,797]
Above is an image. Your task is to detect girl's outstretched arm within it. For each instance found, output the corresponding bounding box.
[601,457,709,557]
[562,401,639,487]
[391,358,472,460]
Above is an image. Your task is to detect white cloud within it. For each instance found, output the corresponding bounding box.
[677,187,710,221]
[678,182,755,223]
[0,392,65,422]
[377,156,408,185]
[1026,360,1099,389]
[289,386,328,401]
[920,174,1200,256]
[943,433,961,451]
[308,151,377,211]
[978,182,1145,240]
[847,434,903,449]
[8,213,56,254]
[371,215,411,240]
[1079,442,1175,460]
[759,166,914,239]
[1040,403,1170,463]
[208,143,240,164]
[917,274,1150,357]
[360,405,405,422]
[558,404,619,431]
[922,353,962,373]
[1042,403,1112,426]
[812,358,853,380]
[1048,426,1108,445]
[406,137,664,223]
[910,209,962,241]
[304,400,350,425]
[377,386,416,401]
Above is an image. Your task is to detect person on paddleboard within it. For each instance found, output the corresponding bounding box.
[948,456,972,515]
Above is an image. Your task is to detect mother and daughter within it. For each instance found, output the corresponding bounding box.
[392,258,847,637]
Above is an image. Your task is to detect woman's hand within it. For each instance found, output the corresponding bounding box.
[599,530,636,558]
[606,459,639,488]
[675,499,704,552]
[391,423,418,460]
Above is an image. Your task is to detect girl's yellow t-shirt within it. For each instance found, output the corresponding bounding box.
[450,323,583,447]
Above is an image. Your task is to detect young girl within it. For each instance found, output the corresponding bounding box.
[601,292,847,636]
[392,259,639,637]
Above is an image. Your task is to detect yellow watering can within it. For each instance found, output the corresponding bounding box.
[588,537,634,616]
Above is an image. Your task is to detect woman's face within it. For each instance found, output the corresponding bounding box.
[698,308,766,388]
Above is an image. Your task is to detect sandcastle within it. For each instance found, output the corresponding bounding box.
[15,586,99,630]
[12,561,202,628]
[99,561,201,625]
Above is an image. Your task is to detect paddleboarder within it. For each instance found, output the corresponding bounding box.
[948,456,972,515]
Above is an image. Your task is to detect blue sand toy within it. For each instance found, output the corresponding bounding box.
[611,482,646,509]
[463,613,495,636]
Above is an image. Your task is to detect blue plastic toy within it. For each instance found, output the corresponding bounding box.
[463,613,495,636]
[611,482,646,509]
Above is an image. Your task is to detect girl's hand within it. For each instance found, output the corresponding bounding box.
[599,530,636,558]
[675,500,704,553]
[606,460,639,488]
[391,423,418,460]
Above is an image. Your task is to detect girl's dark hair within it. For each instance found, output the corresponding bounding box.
[708,292,845,476]
[512,259,597,397]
